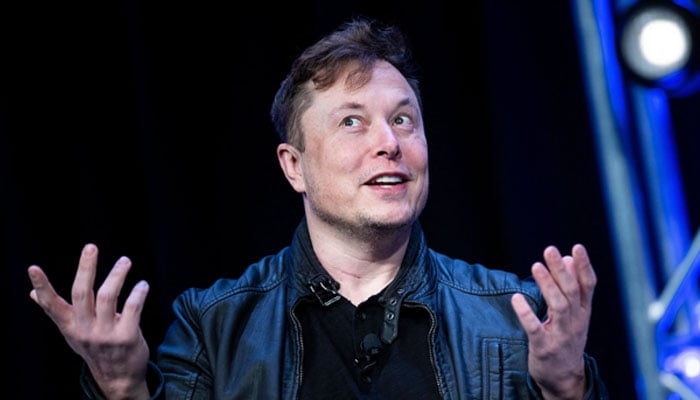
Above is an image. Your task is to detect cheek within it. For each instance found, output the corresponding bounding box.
[323,144,365,172]
[404,142,429,169]
[304,149,358,190]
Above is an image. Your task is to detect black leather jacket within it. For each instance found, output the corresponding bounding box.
[81,220,608,399]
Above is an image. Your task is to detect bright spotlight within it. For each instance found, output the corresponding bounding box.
[664,345,700,393]
[618,1,700,95]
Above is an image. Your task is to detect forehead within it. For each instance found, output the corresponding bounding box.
[310,61,417,106]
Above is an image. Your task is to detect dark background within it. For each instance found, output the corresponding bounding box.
[5,0,698,398]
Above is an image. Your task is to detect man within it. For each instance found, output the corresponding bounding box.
[27,18,608,399]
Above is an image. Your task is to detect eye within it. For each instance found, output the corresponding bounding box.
[342,116,361,127]
[393,115,411,126]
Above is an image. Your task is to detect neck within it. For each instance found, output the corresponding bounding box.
[306,217,412,306]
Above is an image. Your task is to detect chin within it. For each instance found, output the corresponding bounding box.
[365,214,416,231]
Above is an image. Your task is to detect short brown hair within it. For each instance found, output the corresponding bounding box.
[270,17,422,151]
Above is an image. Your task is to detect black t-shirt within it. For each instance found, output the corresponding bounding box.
[297,292,441,399]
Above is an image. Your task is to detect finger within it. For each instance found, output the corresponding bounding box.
[95,256,133,327]
[529,260,564,315]
[28,265,53,302]
[121,280,150,329]
[561,255,576,281]
[572,243,597,307]
[511,293,545,347]
[542,245,579,307]
[27,265,73,326]
[72,244,100,324]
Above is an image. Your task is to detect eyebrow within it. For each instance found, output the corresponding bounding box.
[334,101,363,112]
[332,97,414,115]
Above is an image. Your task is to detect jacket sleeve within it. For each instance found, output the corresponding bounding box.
[526,353,609,400]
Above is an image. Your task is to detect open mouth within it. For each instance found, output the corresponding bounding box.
[367,175,406,185]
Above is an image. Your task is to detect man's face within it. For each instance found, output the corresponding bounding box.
[292,60,429,232]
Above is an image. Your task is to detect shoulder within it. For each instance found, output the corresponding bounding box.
[172,248,291,317]
[428,249,541,301]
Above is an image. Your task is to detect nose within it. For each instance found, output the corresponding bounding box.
[374,123,401,160]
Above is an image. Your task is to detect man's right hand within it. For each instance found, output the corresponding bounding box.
[28,243,152,400]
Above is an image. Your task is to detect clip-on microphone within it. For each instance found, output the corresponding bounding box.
[355,332,384,378]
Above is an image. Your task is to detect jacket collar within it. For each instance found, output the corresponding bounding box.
[287,217,434,343]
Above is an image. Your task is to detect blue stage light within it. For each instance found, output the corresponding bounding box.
[618,1,700,96]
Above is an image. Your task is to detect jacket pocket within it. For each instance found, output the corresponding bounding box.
[481,338,531,399]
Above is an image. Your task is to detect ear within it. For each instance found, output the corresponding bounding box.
[277,143,306,193]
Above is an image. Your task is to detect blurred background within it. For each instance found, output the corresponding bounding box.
[4,0,699,398]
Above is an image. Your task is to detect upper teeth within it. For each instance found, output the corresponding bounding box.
[373,176,401,184]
